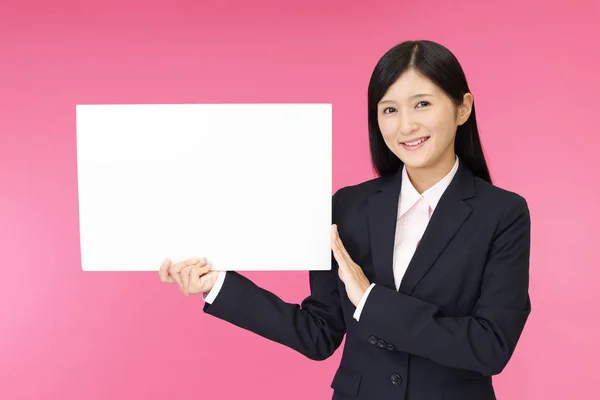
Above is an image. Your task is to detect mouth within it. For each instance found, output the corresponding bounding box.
[400,136,430,150]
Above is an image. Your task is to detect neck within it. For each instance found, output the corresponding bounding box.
[405,154,456,194]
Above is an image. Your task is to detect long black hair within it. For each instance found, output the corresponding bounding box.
[367,40,492,183]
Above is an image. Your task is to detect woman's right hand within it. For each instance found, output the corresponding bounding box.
[159,257,219,296]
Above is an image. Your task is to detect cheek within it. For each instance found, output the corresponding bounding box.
[378,117,398,141]
[424,114,455,141]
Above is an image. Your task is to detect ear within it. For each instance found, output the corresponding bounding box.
[457,93,474,126]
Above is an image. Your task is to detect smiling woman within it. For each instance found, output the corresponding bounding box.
[368,41,489,193]
[160,40,531,400]
[376,70,473,178]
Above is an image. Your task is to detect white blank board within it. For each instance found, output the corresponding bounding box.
[75,103,332,271]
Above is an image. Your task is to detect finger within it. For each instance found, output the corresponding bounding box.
[169,257,206,292]
[171,268,184,292]
[180,265,197,295]
[189,265,213,294]
[331,227,343,262]
[331,225,347,267]
[169,257,205,274]
[169,259,193,291]
[159,259,175,283]
[332,225,354,266]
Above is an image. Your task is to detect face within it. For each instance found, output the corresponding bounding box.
[377,68,473,175]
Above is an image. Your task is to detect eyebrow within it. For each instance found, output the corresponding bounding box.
[378,93,434,105]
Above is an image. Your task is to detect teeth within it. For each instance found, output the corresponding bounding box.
[404,138,427,146]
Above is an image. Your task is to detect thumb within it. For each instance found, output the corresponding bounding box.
[337,263,346,282]
[190,265,213,293]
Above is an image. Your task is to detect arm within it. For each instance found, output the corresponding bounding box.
[203,270,227,304]
[353,283,375,320]
[355,196,531,375]
[202,190,347,361]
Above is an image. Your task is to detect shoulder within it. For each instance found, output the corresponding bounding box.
[333,175,384,204]
[331,176,385,221]
[472,177,529,212]
[471,177,531,234]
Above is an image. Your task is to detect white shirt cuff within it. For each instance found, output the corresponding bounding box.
[353,283,376,321]
[203,270,227,304]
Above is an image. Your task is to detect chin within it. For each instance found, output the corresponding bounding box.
[395,150,433,170]
[401,159,432,170]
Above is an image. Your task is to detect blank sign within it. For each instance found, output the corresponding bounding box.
[75,104,332,271]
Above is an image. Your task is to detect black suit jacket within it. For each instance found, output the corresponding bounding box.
[203,161,531,400]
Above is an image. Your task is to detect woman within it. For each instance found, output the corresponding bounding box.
[159,40,531,400]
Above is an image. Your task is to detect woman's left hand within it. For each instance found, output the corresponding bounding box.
[331,224,371,307]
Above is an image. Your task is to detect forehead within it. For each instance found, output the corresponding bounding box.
[380,69,441,102]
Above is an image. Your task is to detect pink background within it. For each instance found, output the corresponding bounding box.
[1,0,599,399]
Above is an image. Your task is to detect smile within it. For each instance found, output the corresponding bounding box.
[400,136,430,150]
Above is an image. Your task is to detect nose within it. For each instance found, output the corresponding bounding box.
[398,112,418,136]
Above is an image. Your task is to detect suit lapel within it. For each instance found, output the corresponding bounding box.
[367,169,403,290]
[367,161,477,294]
[398,162,475,295]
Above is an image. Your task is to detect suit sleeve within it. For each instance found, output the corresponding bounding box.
[356,195,531,376]
[203,270,227,303]
[202,189,347,361]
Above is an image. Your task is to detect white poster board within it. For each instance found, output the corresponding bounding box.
[75,104,332,271]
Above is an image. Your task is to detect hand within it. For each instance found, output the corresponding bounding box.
[159,257,219,296]
[331,224,371,307]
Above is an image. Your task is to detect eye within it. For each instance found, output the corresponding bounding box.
[416,101,430,108]
[382,107,397,114]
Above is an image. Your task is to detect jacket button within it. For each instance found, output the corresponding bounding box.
[386,344,395,351]
[368,336,377,345]
[377,339,386,348]
[390,374,402,385]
